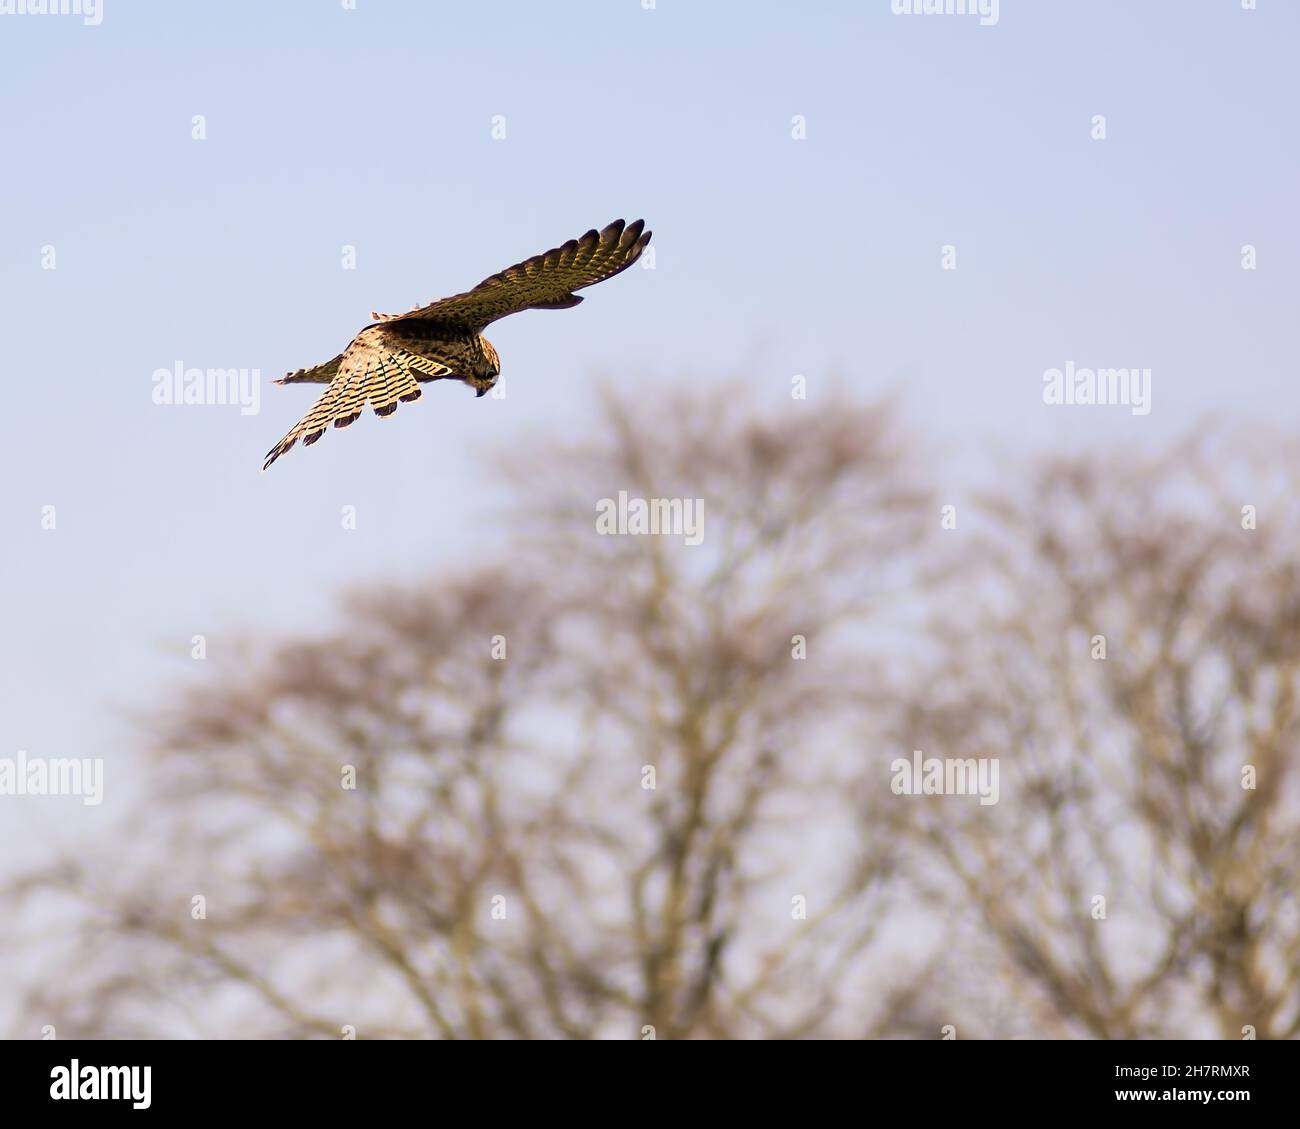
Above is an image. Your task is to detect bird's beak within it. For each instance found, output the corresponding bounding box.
[476,387,489,398]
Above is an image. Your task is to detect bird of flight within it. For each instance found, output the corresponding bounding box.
[262,218,652,471]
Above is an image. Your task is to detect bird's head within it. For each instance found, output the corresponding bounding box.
[475,336,501,397]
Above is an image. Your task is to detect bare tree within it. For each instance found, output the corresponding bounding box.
[10,394,1295,1041]
[3,382,931,1039]
[889,429,1300,1039]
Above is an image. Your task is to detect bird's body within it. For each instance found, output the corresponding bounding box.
[382,323,500,392]
[263,218,650,470]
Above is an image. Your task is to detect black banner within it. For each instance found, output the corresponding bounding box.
[1,1038,1288,1116]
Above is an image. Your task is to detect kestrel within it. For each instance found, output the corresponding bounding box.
[263,218,652,471]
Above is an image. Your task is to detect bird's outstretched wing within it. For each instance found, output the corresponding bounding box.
[371,218,651,332]
[262,328,453,471]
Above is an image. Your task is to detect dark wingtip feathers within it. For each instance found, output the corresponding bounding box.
[262,437,296,472]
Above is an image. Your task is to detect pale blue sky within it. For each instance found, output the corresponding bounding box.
[0,0,1297,831]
